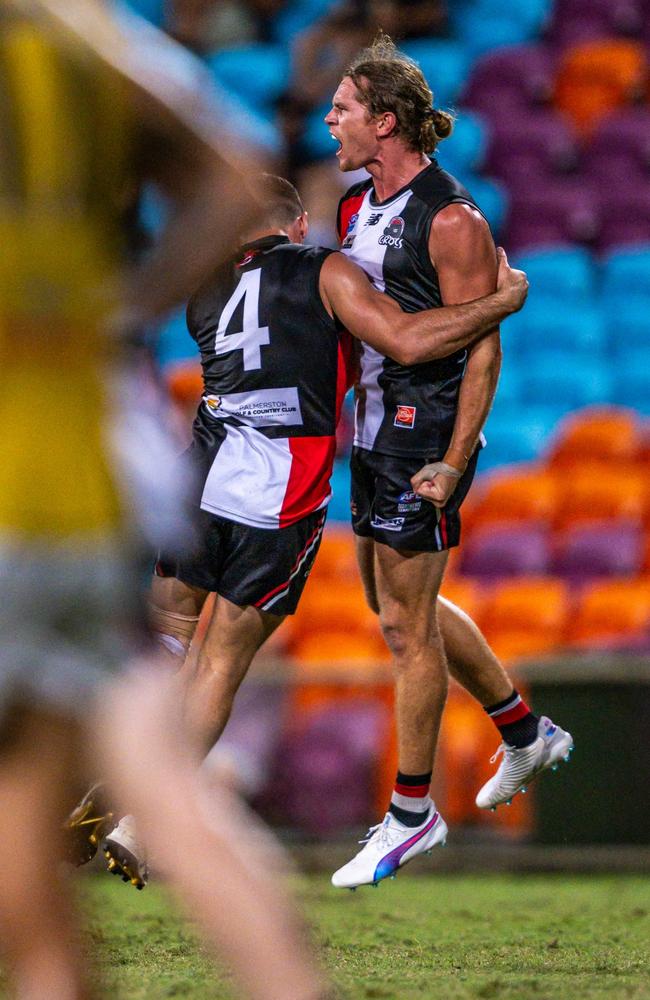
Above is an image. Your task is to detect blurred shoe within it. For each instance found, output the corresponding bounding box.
[331,806,447,889]
[64,783,113,866]
[102,815,148,890]
[476,716,574,810]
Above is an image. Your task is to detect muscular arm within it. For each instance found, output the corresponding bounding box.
[319,250,523,365]
[431,204,501,471]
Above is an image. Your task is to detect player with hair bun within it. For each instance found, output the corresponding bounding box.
[326,35,572,890]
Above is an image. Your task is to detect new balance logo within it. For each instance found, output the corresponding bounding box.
[365,213,383,226]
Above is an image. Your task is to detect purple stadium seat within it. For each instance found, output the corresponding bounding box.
[459,522,550,579]
[460,45,555,120]
[484,109,578,180]
[548,0,645,48]
[587,109,650,169]
[266,701,389,835]
[596,186,650,251]
[553,520,643,583]
[209,681,287,795]
[505,179,599,251]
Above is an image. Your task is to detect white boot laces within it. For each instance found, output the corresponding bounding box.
[359,815,397,849]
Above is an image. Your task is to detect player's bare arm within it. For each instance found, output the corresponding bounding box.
[319,249,526,365]
[411,203,502,507]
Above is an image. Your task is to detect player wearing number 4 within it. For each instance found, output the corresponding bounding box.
[106,174,530,880]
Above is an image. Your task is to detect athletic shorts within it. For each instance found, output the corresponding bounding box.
[156,508,327,616]
[0,536,148,718]
[350,446,479,553]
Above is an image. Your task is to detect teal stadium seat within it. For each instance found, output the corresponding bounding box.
[209,45,290,109]
[271,0,339,44]
[611,354,650,414]
[453,12,539,58]
[513,246,595,303]
[480,403,568,468]
[519,354,613,408]
[505,301,607,357]
[454,172,508,235]
[400,40,470,108]
[602,295,650,357]
[437,111,490,175]
[327,459,352,522]
[601,245,650,300]
[157,308,197,370]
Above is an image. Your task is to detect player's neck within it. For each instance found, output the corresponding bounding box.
[366,149,430,203]
[240,226,288,245]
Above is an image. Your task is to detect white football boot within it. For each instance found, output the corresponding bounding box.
[331,805,448,890]
[102,815,149,890]
[476,716,574,811]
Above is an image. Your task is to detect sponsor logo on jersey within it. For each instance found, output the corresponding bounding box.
[394,404,416,429]
[365,212,383,226]
[397,490,422,513]
[379,215,405,248]
[370,514,405,531]
[204,388,303,427]
[342,212,359,249]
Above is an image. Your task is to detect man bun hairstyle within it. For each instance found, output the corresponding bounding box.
[345,33,455,154]
[259,173,305,229]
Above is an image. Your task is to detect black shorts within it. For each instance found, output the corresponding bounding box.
[156,508,326,616]
[350,446,479,553]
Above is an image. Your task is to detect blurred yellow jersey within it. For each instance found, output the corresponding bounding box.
[0,6,130,538]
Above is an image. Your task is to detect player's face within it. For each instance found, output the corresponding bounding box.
[324,77,378,171]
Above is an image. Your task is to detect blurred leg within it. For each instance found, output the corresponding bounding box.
[0,708,89,1000]
[95,665,327,1000]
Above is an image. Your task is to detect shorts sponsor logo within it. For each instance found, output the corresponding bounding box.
[394,404,416,429]
[371,514,405,532]
[397,490,422,513]
[203,387,303,427]
[379,215,405,248]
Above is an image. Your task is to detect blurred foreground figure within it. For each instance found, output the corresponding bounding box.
[0,2,326,998]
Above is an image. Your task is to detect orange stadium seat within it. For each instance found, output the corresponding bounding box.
[439,577,486,624]
[166,361,203,406]
[548,407,642,468]
[568,578,650,645]
[553,40,647,137]
[478,578,570,663]
[553,465,648,531]
[464,468,559,533]
[308,526,359,584]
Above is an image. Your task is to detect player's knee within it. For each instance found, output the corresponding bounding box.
[379,618,412,657]
[149,603,200,663]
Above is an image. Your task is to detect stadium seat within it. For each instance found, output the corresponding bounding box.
[454,12,539,58]
[512,246,595,304]
[484,110,578,180]
[553,39,647,137]
[460,44,555,119]
[505,179,598,250]
[436,112,489,175]
[508,302,606,358]
[466,468,559,527]
[156,309,197,369]
[480,405,567,468]
[552,518,643,582]
[166,361,203,409]
[454,173,508,235]
[568,578,650,644]
[399,40,469,108]
[308,526,358,583]
[600,246,650,300]
[459,522,551,579]
[270,0,342,43]
[548,407,642,467]
[327,460,352,522]
[553,465,648,531]
[548,0,646,48]
[478,578,569,661]
[519,354,612,409]
[123,0,164,25]
[595,187,650,252]
[603,297,650,359]
[611,355,650,414]
[439,578,486,624]
[209,45,290,109]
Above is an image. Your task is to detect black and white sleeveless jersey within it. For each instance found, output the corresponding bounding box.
[187,235,351,528]
[337,160,482,458]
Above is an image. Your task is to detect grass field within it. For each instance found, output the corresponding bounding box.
[81,871,649,1000]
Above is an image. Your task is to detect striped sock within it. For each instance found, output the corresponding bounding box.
[389,770,433,828]
[484,689,539,748]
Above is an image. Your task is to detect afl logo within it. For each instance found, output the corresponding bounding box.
[379,216,405,248]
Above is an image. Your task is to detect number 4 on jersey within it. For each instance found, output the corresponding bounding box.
[214,269,270,370]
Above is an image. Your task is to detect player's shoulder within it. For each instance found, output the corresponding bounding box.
[339,176,373,205]
[411,160,476,211]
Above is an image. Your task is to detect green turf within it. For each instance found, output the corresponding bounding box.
[80,871,650,1000]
